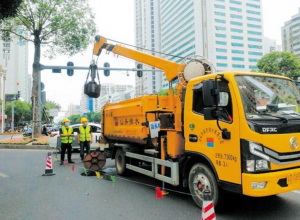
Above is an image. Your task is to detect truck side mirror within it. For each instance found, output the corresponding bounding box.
[203,108,220,120]
[202,80,219,107]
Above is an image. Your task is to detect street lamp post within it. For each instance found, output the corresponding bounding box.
[0,66,7,133]
[11,98,15,132]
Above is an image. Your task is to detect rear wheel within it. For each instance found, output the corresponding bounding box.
[115,149,127,175]
[188,163,219,209]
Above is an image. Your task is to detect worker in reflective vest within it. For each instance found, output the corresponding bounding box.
[77,117,93,160]
[60,118,75,165]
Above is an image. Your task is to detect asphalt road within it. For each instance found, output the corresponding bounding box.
[0,149,299,220]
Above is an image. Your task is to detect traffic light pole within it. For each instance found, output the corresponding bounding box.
[39,65,163,72]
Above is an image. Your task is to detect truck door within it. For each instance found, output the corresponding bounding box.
[185,79,241,185]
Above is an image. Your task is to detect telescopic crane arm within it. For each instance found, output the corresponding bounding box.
[93,35,185,82]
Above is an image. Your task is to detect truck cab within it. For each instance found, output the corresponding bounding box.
[184,72,300,207]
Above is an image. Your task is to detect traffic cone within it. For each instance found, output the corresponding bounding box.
[201,190,216,220]
[155,187,163,199]
[42,152,55,176]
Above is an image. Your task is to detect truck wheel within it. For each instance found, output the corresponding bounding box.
[115,149,127,175]
[188,163,219,209]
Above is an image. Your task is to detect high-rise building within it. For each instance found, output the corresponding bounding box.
[93,83,134,112]
[66,103,80,117]
[80,86,93,114]
[160,0,264,90]
[263,37,282,55]
[0,30,30,102]
[282,7,300,57]
[98,87,135,110]
[134,0,161,95]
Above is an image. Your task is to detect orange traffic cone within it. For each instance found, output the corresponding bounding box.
[201,190,216,220]
[42,152,55,176]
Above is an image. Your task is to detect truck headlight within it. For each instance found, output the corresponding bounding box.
[255,160,269,171]
[241,140,271,173]
[246,160,255,172]
[249,142,270,161]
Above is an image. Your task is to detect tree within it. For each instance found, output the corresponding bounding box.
[68,114,81,124]
[257,52,300,79]
[0,99,2,106]
[0,0,22,21]
[1,0,96,137]
[91,112,101,123]
[158,87,178,96]
[41,100,61,123]
[5,100,32,124]
[43,100,61,111]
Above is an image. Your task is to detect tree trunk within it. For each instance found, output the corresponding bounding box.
[32,34,41,138]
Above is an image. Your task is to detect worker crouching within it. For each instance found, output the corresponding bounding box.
[60,118,75,165]
[77,118,93,161]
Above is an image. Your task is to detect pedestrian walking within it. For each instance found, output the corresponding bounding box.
[77,117,93,161]
[60,118,75,165]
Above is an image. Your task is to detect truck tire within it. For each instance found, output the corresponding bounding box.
[188,163,219,209]
[115,149,127,175]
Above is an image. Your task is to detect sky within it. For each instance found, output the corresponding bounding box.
[27,0,300,112]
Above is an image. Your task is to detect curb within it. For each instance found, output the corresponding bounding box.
[0,144,53,150]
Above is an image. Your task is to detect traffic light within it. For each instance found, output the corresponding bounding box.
[104,62,110,77]
[137,64,143,77]
[67,61,74,76]
[15,91,21,100]
[9,118,12,122]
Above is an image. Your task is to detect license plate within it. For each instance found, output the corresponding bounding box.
[287,172,300,185]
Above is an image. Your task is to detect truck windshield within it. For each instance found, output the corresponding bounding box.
[235,75,300,120]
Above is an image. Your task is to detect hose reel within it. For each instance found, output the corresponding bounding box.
[178,55,216,87]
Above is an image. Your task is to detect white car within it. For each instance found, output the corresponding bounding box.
[49,123,101,151]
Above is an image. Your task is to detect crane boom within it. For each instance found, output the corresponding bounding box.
[93,35,185,82]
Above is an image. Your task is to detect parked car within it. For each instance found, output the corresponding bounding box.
[49,123,101,151]
[42,124,58,136]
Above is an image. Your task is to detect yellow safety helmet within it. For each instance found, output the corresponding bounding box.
[62,118,70,123]
[81,117,88,123]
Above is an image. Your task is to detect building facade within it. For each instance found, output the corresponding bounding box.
[160,0,264,90]
[93,83,134,112]
[134,0,162,95]
[66,103,81,117]
[98,88,135,110]
[0,31,30,102]
[80,86,92,114]
[263,37,282,55]
[282,7,300,57]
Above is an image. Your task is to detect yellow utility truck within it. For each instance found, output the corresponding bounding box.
[93,35,300,208]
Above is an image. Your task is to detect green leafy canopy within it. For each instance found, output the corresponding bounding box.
[1,0,97,136]
[5,100,32,123]
[257,52,300,79]
[1,0,97,58]
[43,100,61,111]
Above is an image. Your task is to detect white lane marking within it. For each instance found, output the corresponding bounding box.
[293,191,300,195]
[0,172,9,178]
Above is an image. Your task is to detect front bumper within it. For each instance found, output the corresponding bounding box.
[242,167,300,197]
